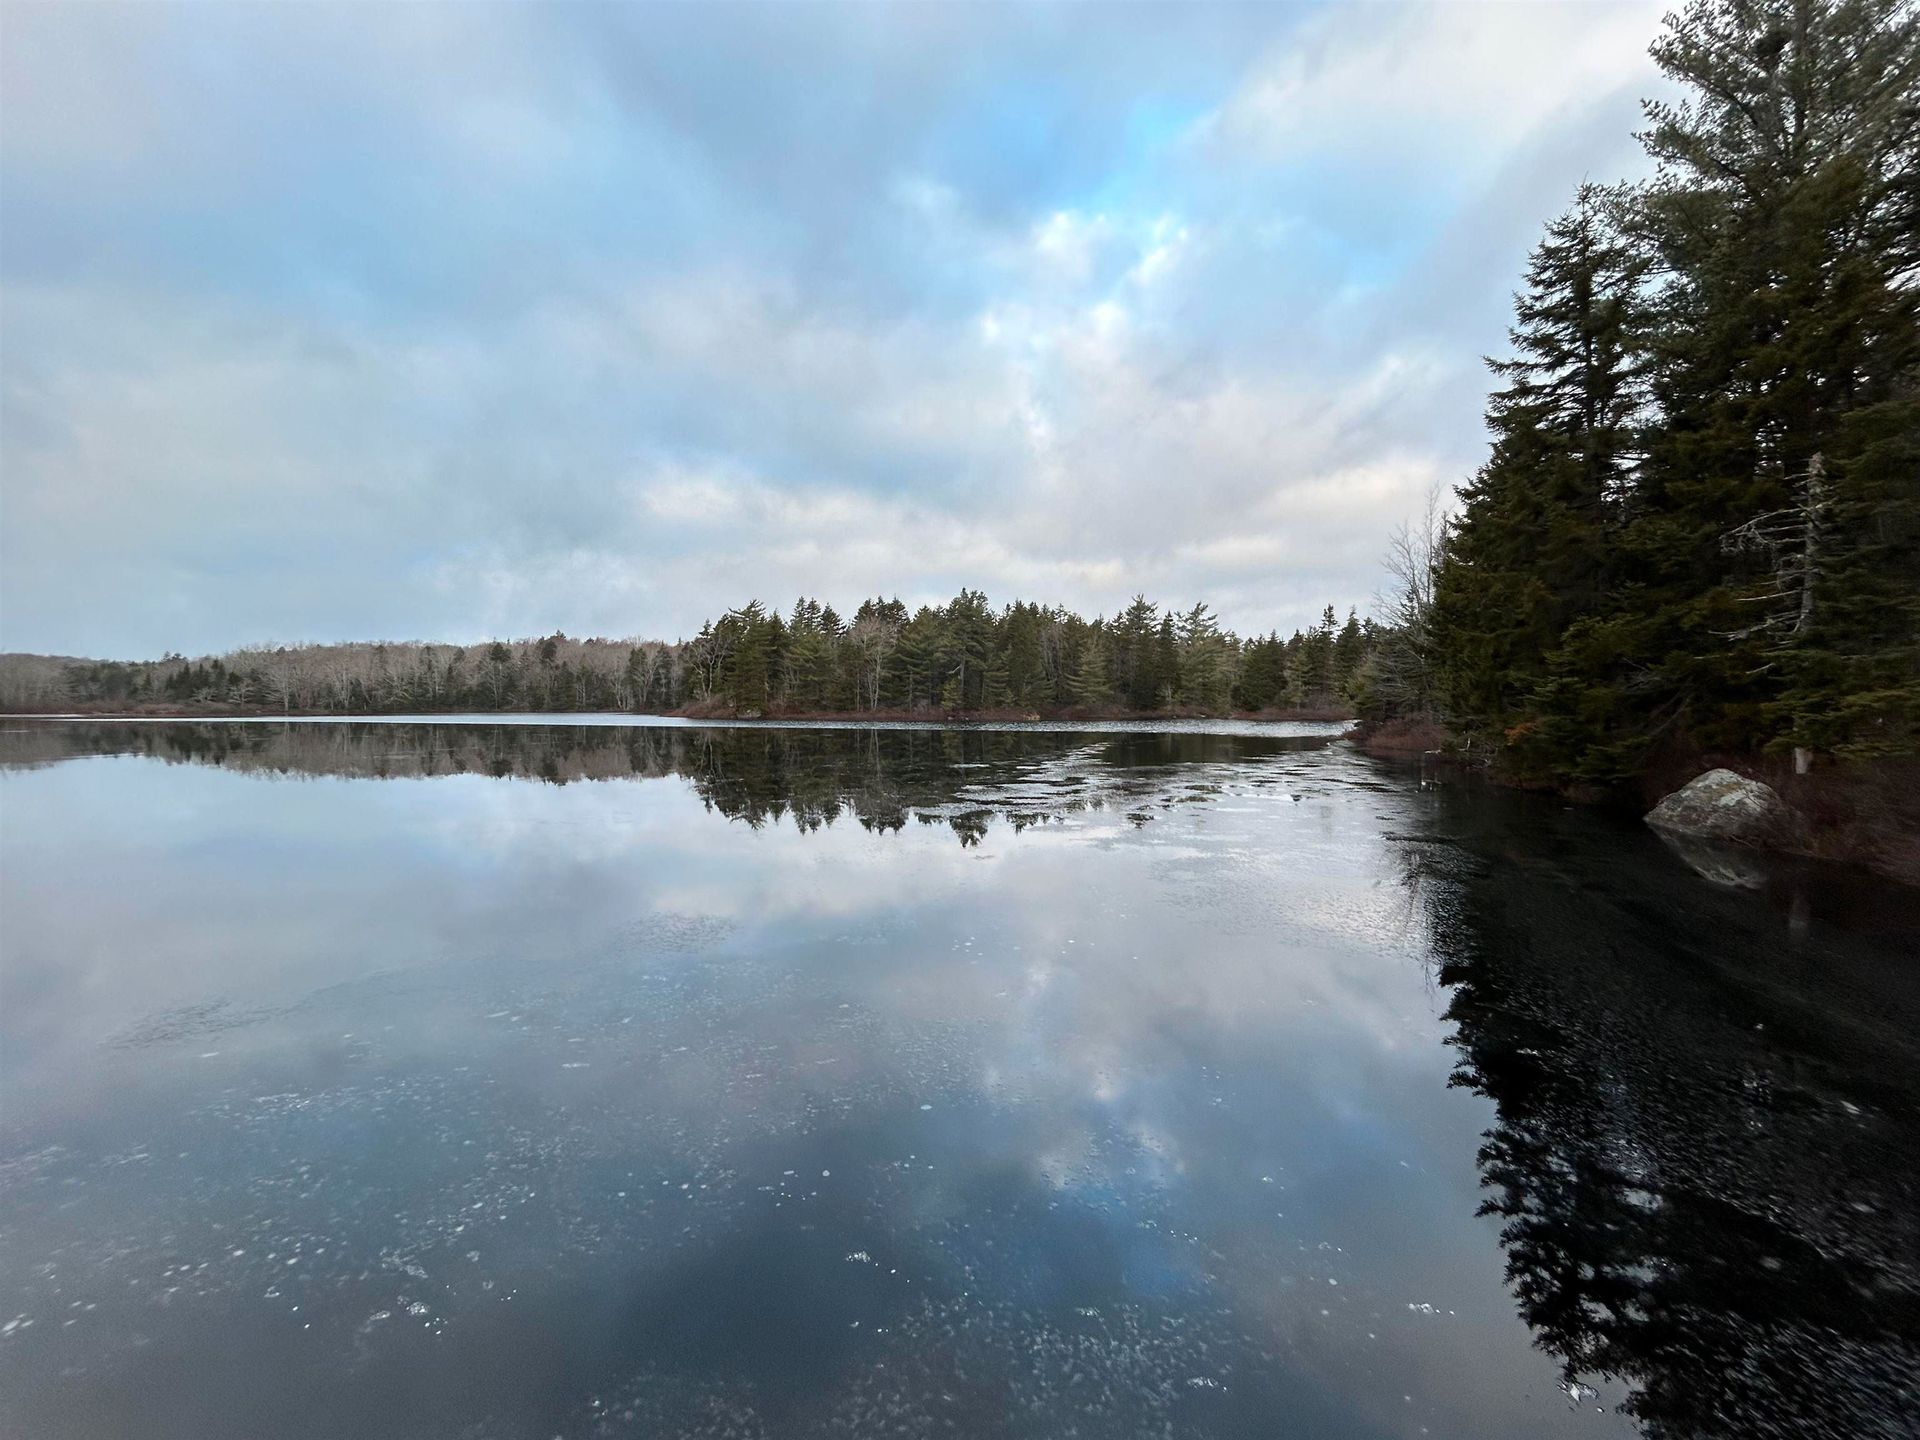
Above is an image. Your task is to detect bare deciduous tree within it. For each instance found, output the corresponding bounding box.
[1365,483,1449,721]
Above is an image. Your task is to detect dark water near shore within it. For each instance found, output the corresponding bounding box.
[2,719,1915,1439]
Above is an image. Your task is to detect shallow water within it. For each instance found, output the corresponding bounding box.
[2,719,1915,1439]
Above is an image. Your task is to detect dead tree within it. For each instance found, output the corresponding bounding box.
[1718,454,1827,772]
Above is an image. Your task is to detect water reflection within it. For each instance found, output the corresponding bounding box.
[1396,785,1920,1440]
[0,719,1342,842]
[0,721,1914,1439]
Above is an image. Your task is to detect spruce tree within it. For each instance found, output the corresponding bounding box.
[1432,185,1650,774]
[1634,0,1920,760]
[1068,630,1115,709]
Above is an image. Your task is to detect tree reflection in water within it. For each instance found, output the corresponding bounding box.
[0,719,1337,846]
[1397,787,1920,1439]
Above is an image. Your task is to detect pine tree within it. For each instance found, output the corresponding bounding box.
[1002,602,1047,707]
[983,650,1012,709]
[1332,610,1366,694]
[941,588,994,709]
[720,602,775,713]
[1177,602,1231,711]
[1236,632,1287,711]
[783,598,829,711]
[1068,630,1115,709]
[1153,616,1180,710]
[1416,0,1919,781]
[890,609,943,710]
[1633,0,1920,760]
[1432,186,1651,774]
[1293,612,1336,704]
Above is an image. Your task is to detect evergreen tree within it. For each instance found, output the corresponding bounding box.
[485,641,514,707]
[983,649,1012,709]
[1113,595,1162,708]
[1412,0,1918,781]
[890,608,943,710]
[1235,632,1287,711]
[1002,602,1047,707]
[1332,610,1366,694]
[1284,608,1338,705]
[1068,629,1115,709]
[1634,0,1920,760]
[1432,186,1650,772]
[1177,602,1231,711]
[783,598,829,711]
[719,602,776,712]
[941,588,994,709]
[1153,616,1181,710]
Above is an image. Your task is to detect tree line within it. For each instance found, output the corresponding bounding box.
[0,595,1380,719]
[1365,0,1918,784]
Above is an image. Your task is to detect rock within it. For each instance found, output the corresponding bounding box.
[1645,768,1796,847]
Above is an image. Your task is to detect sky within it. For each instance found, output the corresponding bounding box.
[0,0,1672,659]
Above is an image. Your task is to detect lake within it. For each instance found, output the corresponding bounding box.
[2,719,1915,1439]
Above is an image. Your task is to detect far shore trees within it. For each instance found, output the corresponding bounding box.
[0,592,1379,720]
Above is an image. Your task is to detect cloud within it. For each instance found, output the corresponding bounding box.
[1209,0,1665,164]
[0,0,1671,656]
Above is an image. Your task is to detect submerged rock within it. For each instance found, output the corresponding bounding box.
[1653,832,1771,889]
[1645,768,1796,847]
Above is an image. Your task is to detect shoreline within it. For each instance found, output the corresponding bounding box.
[1349,718,1920,889]
[2,702,1357,726]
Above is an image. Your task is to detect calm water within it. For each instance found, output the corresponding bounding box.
[1,720,1915,1439]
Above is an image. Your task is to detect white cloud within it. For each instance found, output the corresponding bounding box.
[1030,209,1116,285]
[1127,216,1191,289]
[1210,0,1666,162]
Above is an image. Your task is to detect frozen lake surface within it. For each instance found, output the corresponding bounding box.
[2,719,1915,1438]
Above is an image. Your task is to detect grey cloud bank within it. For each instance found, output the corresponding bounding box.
[0,0,1667,657]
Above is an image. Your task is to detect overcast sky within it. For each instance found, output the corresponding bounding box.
[1,0,1671,658]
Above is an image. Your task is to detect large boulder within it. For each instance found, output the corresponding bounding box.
[1645,768,1797,848]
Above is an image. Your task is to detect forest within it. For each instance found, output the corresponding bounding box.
[1363,0,1918,791]
[0,596,1378,720]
